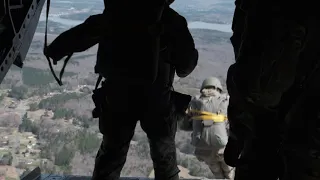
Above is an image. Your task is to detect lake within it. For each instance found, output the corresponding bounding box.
[39,16,232,33]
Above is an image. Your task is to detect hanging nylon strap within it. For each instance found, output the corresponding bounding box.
[43,0,73,86]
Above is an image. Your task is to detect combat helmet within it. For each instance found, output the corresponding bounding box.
[200,77,223,92]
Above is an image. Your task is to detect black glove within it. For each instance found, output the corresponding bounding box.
[44,14,103,62]
[171,90,191,118]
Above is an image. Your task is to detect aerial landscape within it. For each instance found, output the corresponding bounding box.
[0,0,235,179]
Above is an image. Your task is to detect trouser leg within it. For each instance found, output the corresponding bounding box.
[220,158,235,179]
[207,162,225,179]
[216,147,235,179]
[92,104,137,180]
[282,150,320,180]
[282,96,320,180]
[234,138,282,180]
[195,148,225,179]
[141,112,180,180]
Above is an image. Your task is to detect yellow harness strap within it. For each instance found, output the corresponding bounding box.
[190,110,227,123]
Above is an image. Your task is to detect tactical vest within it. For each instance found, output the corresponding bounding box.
[94,3,168,86]
[189,95,229,151]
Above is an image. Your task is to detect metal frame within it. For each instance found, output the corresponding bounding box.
[21,167,41,180]
[21,167,202,180]
[9,0,24,9]
[0,0,46,84]
[40,175,201,180]
[41,175,150,180]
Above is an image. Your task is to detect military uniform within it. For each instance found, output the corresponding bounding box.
[184,77,234,179]
[91,6,198,180]
[226,1,320,180]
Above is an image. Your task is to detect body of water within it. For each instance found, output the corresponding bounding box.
[188,21,232,33]
[39,16,232,33]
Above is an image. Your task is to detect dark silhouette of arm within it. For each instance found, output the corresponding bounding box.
[228,1,306,109]
[164,8,198,78]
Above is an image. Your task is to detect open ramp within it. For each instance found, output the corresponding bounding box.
[41,175,205,180]
[21,167,212,180]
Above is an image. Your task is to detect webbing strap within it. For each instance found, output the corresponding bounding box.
[95,75,103,90]
[190,109,227,122]
[43,0,73,86]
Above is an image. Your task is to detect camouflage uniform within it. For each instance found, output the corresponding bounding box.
[91,6,198,180]
[225,0,320,180]
[186,77,235,179]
